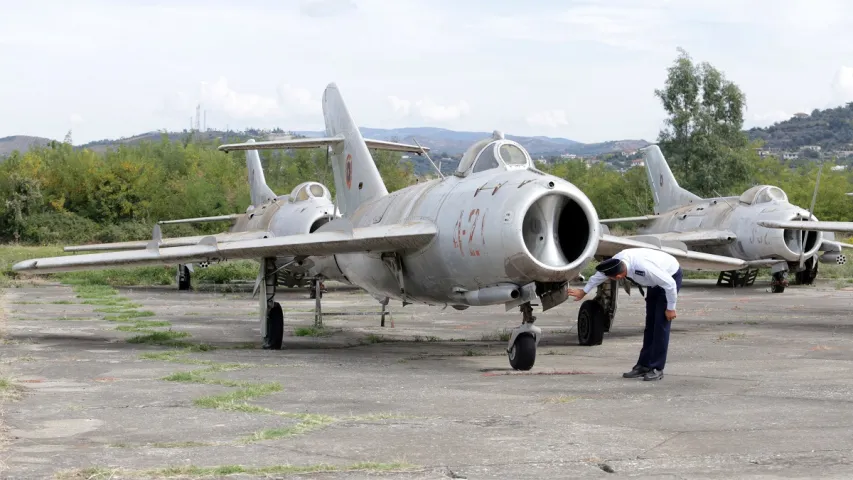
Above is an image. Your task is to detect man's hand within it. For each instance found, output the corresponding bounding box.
[567,288,586,301]
[665,309,677,321]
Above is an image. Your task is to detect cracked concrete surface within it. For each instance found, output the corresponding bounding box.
[2,279,853,478]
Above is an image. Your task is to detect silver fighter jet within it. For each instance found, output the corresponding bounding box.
[13,83,748,370]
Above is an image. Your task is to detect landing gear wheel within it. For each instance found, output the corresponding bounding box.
[177,265,191,291]
[770,271,788,294]
[578,300,605,346]
[263,302,284,350]
[508,334,536,371]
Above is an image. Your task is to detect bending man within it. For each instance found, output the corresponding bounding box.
[567,248,683,381]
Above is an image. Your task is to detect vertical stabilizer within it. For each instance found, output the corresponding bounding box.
[641,145,702,213]
[322,83,388,217]
[245,139,276,206]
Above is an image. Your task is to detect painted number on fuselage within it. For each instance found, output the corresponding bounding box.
[748,226,769,245]
[453,208,483,256]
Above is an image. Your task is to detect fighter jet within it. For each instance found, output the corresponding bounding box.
[600,145,850,292]
[13,83,748,370]
[61,141,346,293]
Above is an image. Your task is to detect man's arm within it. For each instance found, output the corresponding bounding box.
[645,263,678,310]
[582,271,608,295]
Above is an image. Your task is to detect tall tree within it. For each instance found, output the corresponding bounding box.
[655,48,756,196]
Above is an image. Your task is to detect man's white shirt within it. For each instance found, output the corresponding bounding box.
[582,248,681,310]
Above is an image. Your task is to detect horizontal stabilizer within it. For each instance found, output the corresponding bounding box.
[158,214,241,226]
[599,215,660,224]
[758,220,853,234]
[64,230,271,252]
[219,137,429,154]
[626,230,737,248]
[17,222,437,274]
[597,233,746,271]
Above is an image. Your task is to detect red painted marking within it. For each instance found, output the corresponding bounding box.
[480,211,486,245]
[453,210,465,255]
[20,379,44,383]
[345,154,353,190]
[94,377,118,382]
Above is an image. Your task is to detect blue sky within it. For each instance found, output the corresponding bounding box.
[1,0,852,144]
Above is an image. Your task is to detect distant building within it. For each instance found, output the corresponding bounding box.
[792,112,809,119]
[560,153,578,159]
[831,165,847,171]
[631,159,645,167]
[801,145,821,152]
[782,152,799,160]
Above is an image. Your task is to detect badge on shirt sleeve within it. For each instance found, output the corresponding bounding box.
[634,270,646,277]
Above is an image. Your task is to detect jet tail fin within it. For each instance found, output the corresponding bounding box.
[245,139,277,206]
[641,145,702,213]
[322,83,388,217]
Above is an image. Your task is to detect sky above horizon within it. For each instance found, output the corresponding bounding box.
[2,0,853,145]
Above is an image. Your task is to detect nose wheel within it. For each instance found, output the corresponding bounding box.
[506,302,541,371]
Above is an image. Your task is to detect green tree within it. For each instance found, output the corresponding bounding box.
[655,48,755,196]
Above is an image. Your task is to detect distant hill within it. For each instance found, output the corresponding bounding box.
[0,135,53,157]
[0,127,650,176]
[293,126,649,157]
[746,103,853,151]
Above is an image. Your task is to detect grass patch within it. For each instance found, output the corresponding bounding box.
[0,377,24,400]
[193,383,283,410]
[150,441,215,448]
[361,334,387,344]
[115,321,172,332]
[103,310,156,322]
[242,413,337,442]
[293,326,333,337]
[50,300,74,304]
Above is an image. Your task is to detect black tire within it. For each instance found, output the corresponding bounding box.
[177,265,191,291]
[508,334,536,371]
[578,300,605,346]
[264,302,284,350]
[770,284,786,293]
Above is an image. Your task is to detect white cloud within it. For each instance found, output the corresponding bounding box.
[831,66,853,104]
[200,78,280,120]
[70,113,84,124]
[299,0,357,18]
[526,110,569,129]
[750,110,793,126]
[387,96,470,122]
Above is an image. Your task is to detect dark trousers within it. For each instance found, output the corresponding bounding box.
[637,268,682,371]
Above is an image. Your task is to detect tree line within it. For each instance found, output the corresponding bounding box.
[2,48,852,245]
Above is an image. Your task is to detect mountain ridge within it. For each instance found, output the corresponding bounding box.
[0,127,649,158]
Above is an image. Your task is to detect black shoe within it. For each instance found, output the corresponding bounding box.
[643,369,663,381]
[622,365,650,378]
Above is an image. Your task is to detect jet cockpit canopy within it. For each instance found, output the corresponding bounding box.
[290,181,332,203]
[454,130,532,177]
[738,185,788,205]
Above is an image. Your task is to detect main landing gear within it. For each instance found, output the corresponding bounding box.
[176,264,192,291]
[577,278,618,346]
[506,302,541,371]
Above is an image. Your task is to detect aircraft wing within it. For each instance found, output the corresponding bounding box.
[758,220,853,234]
[597,233,747,271]
[14,221,437,274]
[63,230,270,252]
[219,136,429,154]
[625,230,737,248]
[599,215,660,224]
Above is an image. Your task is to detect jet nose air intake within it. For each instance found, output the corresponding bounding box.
[520,190,595,271]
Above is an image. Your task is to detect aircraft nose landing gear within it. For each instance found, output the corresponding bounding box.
[506,302,541,370]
